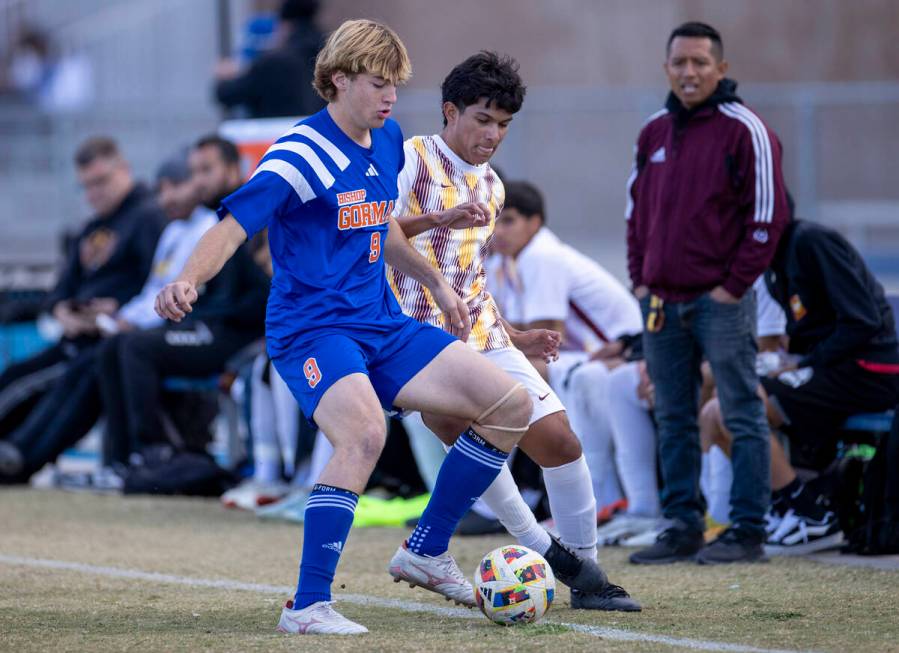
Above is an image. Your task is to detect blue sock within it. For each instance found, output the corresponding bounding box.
[409,427,509,556]
[293,484,358,609]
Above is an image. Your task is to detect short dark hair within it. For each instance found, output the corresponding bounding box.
[503,180,544,224]
[74,136,120,167]
[194,134,240,167]
[667,21,723,60]
[440,51,526,126]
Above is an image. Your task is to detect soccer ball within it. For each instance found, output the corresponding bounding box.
[473,544,555,625]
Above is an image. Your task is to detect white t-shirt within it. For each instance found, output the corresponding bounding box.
[118,206,217,329]
[753,275,786,338]
[487,227,642,353]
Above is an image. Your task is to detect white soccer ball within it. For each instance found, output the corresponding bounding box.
[473,544,555,626]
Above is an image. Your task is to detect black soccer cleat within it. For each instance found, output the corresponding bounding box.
[571,584,642,612]
[543,535,608,593]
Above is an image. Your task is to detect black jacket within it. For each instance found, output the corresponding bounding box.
[766,220,899,369]
[46,184,165,309]
[215,24,325,119]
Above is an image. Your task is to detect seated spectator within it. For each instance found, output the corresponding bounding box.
[98,135,269,471]
[488,180,644,514]
[700,219,899,554]
[0,136,164,479]
[214,0,325,118]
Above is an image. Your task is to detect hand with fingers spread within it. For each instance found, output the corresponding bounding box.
[155,280,199,322]
[437,202,490,230]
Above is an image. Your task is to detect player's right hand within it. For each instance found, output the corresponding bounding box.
[439,202,490,230]
[433,282,472,342]
[155,280,198,322]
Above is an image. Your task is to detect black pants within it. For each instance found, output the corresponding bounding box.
[100,321,257,462]
[761,359,899,469]
[6,345,103,479]
[0,336,96,438]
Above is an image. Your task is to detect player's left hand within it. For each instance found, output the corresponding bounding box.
[511,328,560,363]
[590,339,625,362]
[433,282,471,342]
[440,202,490,230]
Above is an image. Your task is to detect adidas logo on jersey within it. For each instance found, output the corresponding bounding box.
[322,541,343,554]
[364,164,378,177]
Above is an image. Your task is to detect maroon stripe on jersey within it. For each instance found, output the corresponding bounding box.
[569,300,609,343]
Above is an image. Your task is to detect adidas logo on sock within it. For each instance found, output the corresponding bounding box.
[322,541,343,553]
[364,164,378,177]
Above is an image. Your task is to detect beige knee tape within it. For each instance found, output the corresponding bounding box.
[474,383,530,434]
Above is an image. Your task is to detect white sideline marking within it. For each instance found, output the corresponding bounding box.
[0,554,814,653]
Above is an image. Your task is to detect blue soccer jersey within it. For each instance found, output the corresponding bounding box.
[219,108,407,355]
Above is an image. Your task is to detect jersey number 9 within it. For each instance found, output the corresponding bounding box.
[369,232,381,263]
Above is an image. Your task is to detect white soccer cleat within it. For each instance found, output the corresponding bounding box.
[388,542,476,607]
[277,600,368,635]
[220,479,288,511]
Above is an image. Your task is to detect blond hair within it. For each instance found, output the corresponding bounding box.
[313,19,412,102]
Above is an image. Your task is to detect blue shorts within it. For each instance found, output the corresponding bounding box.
[271,316,456,423]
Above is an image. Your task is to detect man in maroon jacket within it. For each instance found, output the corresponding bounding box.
[626,22,790,564]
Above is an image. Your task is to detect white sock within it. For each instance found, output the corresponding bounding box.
[300,430,333,488]
[708,445,733,524]
[401,412,447,493]
[700,451,712,509]
[250,355,281,483]
[542,454,598,562]
[607,362,660,517]
[565,362,622,508]
[479,462,551,555]
[270,363,299,478]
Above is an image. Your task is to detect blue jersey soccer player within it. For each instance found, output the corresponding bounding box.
[156,20,532,636]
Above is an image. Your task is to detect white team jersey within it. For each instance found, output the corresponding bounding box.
[753,275,786,337]
[487,227,642,353]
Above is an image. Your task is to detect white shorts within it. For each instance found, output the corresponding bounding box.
[484,347,566,426]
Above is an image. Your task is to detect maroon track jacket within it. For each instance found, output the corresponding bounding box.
[626,80,790,302]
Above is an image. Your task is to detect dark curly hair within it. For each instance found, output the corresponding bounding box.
[440,51,526,126]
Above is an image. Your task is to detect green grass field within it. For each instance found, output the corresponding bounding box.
[1,489,897,652]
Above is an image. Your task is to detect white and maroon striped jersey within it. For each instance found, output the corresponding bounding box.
[388,134,511,352]
[487,227,642,353]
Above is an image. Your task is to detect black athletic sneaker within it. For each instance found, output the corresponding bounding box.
[543,535,607,592]
[571,585,642,612]
[629,524,704,565]
[696,526,768,564]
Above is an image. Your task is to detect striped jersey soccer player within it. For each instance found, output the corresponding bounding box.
[388,52,640,611]
[156,20,536,636]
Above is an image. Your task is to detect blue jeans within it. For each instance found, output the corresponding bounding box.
[642,291,770,537]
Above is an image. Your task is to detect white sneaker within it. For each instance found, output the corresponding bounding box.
[764,507,785,538]
[620,524,665,548]
[221,479,288,511]
[388,543,475,607]
[255,488,311,521]
[764,509,844,556]
[277,600,368,635]
[596,514,660,546]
